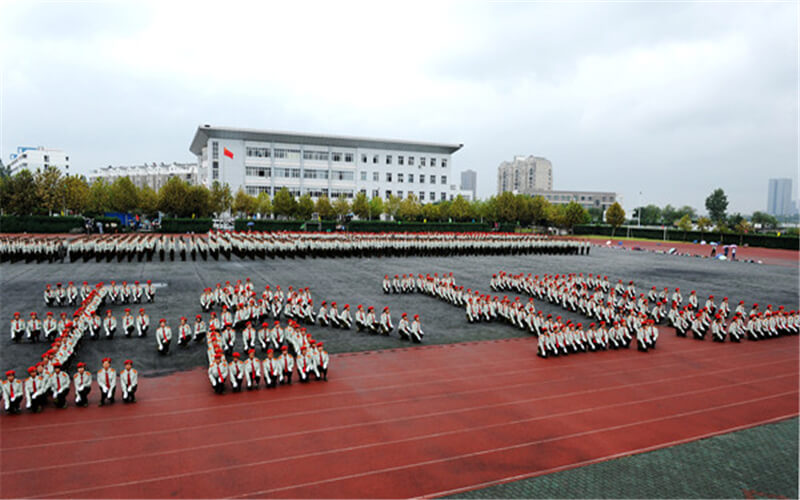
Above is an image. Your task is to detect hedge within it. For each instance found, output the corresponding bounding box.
[159,218,214,233]
[573,225,799,250]
[347,221,492,233]
[0,215,84,233]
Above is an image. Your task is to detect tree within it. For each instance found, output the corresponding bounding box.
[34,166,64,215]
[751,211,778,229]
[62,175,90,215]
[87,178,112,216]
[368,197,384,220]
[696,216,712,237]
[333,195,351,219]
[383,194,401,219]
[676,214,692,239]
[272,188,296,218]
[3,170,38,215]
[495,191,519,222]
[421,202,439,221]
[351,192,369,220]
[109,177,139,214]
[735,219,752,244]
[449,195,470,222]
[397,194,422,221]
[256,192,272,218]
[605,202,626,236]
[640,204,662,225]
[186,185,212,217]
[705,188,728,223]
[315,195,334,219]
[209,181,233,215]
[661,204,679,225]
[157,177,190,217]
[587,207,603,224]
[727,212,745,228]
[232,188,257,216]
[296,194,315,220]
[137,186,159,217]
[530,196,550,226]
[562,201,588,233]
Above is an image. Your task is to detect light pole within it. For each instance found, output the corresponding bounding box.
[637,191,642,227]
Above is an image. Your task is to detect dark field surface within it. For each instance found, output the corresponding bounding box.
[1,247,798,377]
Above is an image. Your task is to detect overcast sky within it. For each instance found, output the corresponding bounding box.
[1,0,797,213]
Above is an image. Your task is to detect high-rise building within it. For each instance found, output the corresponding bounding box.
[189,125,463,202]
[460,169,477,200]
[7,146,71,176]
[767,178,793,217]
[496,155,552,195]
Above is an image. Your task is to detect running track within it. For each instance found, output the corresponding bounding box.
[1,333,797,498]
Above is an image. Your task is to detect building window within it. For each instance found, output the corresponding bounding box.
[441,175,447,184]
[373,172,379,182]
[372,189,379,198]
[420,175,425,184]
[360,171,367,181]
[398,156,404,166]
[274,149,301,160]
[212,142,219,159]
[409,156,414,166]
[332,152,342,162]
[420,192,425,201]
[361,154,368,163]
[332,170,354,181]
[248,147,272,158]
[212,169,219,180]
[442,159,447,168]
[441,192,446,201]
[408,173,414,183]
[246,185,272,196]
[65,156,69,161]
[274,167,301,178]
[303,168,329,179]
[386,172,392,182]
[305,188,329,198]
[397,173,404,183]
[420,157,426,167]
[373,155,379,164]
[345,153,353,163]
[303,150,328,161]
[430,191,435,200]
[246,167,272,177]
[385,190,392,198]
[430,158,436,167]
[386,155,392,165]
[430,175,436,184]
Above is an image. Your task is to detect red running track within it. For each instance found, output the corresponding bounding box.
[1,332,797,499]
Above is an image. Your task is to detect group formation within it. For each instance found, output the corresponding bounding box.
[2,231,589,264]
[200,278,426,343]
[2,358,138,414]
[44,280,155,307]
[4,283,140,414]
[204,320,329,393]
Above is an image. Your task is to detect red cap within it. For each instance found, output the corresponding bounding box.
[248,349,255,354]
[27,366,36,373]
[232,352,240,358]
[52,362,61,368]
[281,346,288,351]
[214,354,222,359]
[267,349,274,354]
[102,357,111,363]
[77,362,86,368]
[5,370,15,376]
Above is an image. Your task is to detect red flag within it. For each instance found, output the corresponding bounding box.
[223,147,234,159]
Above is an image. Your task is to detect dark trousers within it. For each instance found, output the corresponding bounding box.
[123,385,137,402]
[5,396,22,414]
[213,382,225,394]
[54,389,69,408]
[76,387,91,406]
[100,388,115,405]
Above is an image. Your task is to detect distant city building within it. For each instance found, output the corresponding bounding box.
[528,189,618,212]
[497,155,552,195]
[767,178,793,217]
[7,146,71,176]
[88,162,199,191]
[189,125,463,202]
[460,169,477,200]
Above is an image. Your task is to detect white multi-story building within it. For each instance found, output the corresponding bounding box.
[529,189,618,212]
[189,125,463,202]
[497,155,552,195]
[88,162,199,191]
[7,146,71,176]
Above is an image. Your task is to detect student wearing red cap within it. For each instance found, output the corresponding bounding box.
[120,360,138,403]
[279,346,294,384]
[144,280,155,303]
[27,312,42,343]
[315,342,329,381]
[244,350,261,390]
[2,370,23,414]
[296,347,312,383]
[262,349,281,388]
[379,307,393,335]
[103,310,117,339]
[137,308,150,337]
[241,322,256,352]
[25,366,46,412]
[228,352,244,392]
[73,362,92,407]
[156,319,172,355]
[10,312,25,343]
[50,362,71,408]
[97,357,117,406]
[121,308,135,337]
[177,317,191,347]
[410,314,424,343]
[194,315,207,342]
[209,354,227,394]
[397,313,410,340]
[339,304,352,330]
[43,312,58,341]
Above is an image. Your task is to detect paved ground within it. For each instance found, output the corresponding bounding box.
[1,246,798,377]
[448,417,799,499]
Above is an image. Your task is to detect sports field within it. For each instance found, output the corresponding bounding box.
[1,243,797,498]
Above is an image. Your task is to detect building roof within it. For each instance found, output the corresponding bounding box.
[189,125,463,156]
